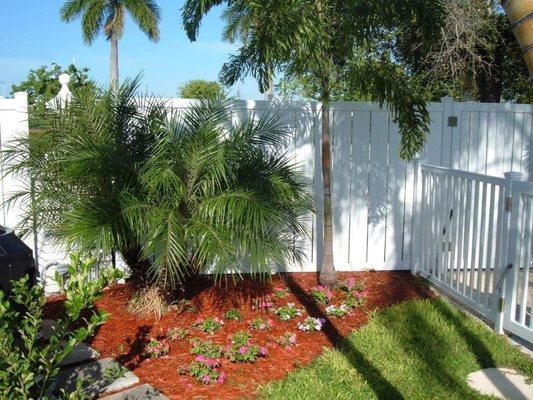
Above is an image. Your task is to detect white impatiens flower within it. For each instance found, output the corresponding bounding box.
[298,317,326,331]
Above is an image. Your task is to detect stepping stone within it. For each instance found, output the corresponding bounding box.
[53,358,139,398]
[59,342,100,367]
[467,368,533,400]
[100,384,169,400]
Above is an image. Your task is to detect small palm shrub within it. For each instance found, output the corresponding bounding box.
[3,80,314,309]
[0,254,120,400]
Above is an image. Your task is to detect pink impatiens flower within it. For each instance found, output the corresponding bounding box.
[238,346,248,354]
[206,358,219,367]
[260,346,268,356]
[202,374,211,384]
[217,372,227,384]
[195,355,206,362]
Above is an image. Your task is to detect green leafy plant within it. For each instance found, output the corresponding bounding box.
[224,331,267,362]
[276,332,297,348]
[225,308,243,321]
[325,304,350,318]
[0,253,120,400]
[275,303,303,321]
[143,338,170,358]
[343,291,369,309]
[180,356,226,384]
[167,327,188,341]
[193,317,224,334]
[273,288,288,298]
[102,364,127,383]
[189,338,223,358]
[310,285,333,305]
[339,277,365,293]
[249,318,272,331]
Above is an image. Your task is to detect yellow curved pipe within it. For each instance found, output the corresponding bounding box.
[503,0,533,80]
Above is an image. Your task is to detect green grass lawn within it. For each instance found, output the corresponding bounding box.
[259,298,533,400]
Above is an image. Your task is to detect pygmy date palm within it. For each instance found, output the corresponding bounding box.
[2,79,313,290]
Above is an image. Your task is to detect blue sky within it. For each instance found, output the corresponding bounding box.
[0,0,262,98]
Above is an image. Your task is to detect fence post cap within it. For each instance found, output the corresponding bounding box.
[58,73,71,85]
[440,96,453,103]
[46,73,72,109]
[504,171,523,180]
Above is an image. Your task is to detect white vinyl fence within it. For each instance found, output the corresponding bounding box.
[414,162,533,343]
[1,89,533,275]
[163,98,533,273]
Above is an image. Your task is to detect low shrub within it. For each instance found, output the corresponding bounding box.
[275,303,303,321]
[276,332,297,348]
[190,338,223,358]
[250,318,272,331]
[339,277,365,293]
[325,304,350,318]
[143,338,170,358]
[298,317,326,332]
[310,285,333,304]
[225,308,243,321]
[180,356,226,384]
[193,317,224,334]
[167,327,189,341]
[273,288,288,298]
[224,331,267,362]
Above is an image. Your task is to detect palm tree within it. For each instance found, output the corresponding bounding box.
[183,0,444,286]
[60,0,161,90]
[3,79,313,290]
[221,2,274,98]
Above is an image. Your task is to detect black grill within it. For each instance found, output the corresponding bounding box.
[0,226,37,292]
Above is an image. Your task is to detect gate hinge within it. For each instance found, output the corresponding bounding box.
[498,297,504,312]
[505,196,513,212]
[447,116,458,127]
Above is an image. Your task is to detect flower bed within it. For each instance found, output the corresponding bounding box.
[46,271,432,399]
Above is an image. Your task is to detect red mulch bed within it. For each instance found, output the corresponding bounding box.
[45,271,432,399]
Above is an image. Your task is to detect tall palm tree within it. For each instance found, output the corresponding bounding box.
[183,0,443,286]
[60,0,161,90]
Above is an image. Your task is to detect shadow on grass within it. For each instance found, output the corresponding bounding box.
[388,301,480,398]
[432,299,496,368]
[283,273,406,400]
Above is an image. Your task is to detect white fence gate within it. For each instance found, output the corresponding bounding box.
[414,162,533,343]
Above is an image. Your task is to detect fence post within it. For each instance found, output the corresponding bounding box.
[495,170,523,334]
[411,157,427,275]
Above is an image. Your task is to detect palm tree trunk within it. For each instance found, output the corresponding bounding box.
[110,33,119,91]
[319,75,337,286]
[503,0,533,79]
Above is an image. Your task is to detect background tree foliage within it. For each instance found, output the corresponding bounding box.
[178,79,225,100]
[279,0,531,104]
[11,63,95,127]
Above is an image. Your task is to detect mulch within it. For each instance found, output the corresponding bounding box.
[45,271,433,399]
